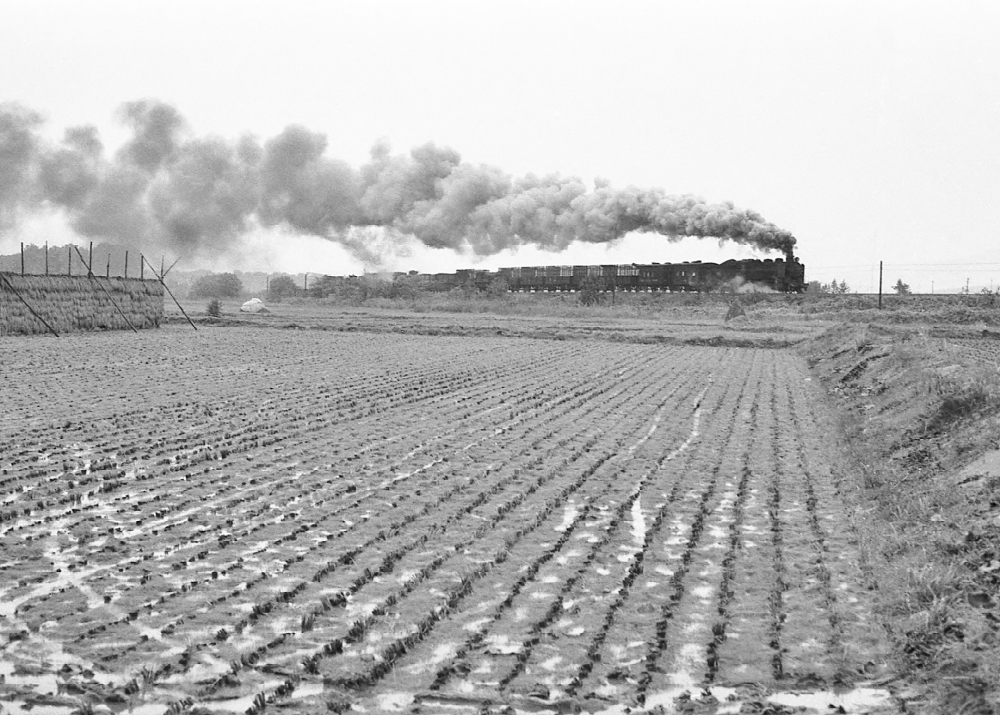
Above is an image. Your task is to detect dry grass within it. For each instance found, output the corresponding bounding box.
[0,273,163,335]
[804,325,1000,713]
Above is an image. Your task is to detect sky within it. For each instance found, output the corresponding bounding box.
[1,0,998,292]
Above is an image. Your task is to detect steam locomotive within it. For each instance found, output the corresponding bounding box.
[422,256,806,293]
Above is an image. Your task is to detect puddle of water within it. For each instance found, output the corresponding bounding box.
[373,692,415,711]
[483,634,522,655]
[404,641,460,674]
[554,501,578,532]
[768,687,895,713]
[587,682,896,715]
[630,497,646,547]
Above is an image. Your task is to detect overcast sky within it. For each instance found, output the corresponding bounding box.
[2,0,998,291]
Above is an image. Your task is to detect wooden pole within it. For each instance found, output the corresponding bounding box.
[161,257,180,279]
[140,253,145,279]
[72,245,139,333]
[68,246,72,277]
[144,255,197,331]
[20,242,24,276]
[45,241,49,275]
[88,242,93,278]
[304,273,308,291]
[106,254,111,278]
[878,261,883,309]
[0,274,59,337]
[124,250,129,278]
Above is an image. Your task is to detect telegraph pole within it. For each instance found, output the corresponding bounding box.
[878,261,883,309]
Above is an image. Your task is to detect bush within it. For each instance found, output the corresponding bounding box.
[206,299,222,317]
[577,275,607,306]
[192,273,243,298]
[267,274,299,301]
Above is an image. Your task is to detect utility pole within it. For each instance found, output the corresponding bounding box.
[878,261,883,309]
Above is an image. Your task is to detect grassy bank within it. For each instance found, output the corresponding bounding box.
[803,324,1000,714]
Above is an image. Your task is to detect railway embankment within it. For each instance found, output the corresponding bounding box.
[804,323,1000,714]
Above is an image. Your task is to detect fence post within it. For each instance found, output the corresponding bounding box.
[20,242,24,276]
[68,246,72,277]
[45,241,49,275]
[124,251,129,278]
[88,242,93,278]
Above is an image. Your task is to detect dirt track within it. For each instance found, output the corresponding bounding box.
[0,328,899,713]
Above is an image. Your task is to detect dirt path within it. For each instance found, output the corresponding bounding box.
[0,328,900,714]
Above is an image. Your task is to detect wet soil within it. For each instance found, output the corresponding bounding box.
[1,327,900,714]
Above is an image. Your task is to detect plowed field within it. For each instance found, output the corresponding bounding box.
[0,328,898,714]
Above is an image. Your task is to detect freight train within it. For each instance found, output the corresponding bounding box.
[311,256,805,296]
[429,257,805,293]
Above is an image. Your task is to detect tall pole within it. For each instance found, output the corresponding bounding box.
[124,250,129,278]
[878,261,883,309]
[20,242,24,276]
[45,241,49,275]
[143,255,197,331]
[88,242,93,278]
[68,246,72,277]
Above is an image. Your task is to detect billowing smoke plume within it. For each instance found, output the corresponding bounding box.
[0,100,796,268]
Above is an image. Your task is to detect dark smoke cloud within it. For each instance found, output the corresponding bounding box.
[38,126,104,209]
[147,136,260,251]
[115,100,185,173]
[73,165,154,246]
[0,100,797,265]
[360,140,461,225]
[259,126,360,234]
[0,104,44,227]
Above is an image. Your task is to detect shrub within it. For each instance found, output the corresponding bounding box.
[267,274,298,301]
[192,273,243,298]
[577,275,606,306]
[206,299,222,317]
